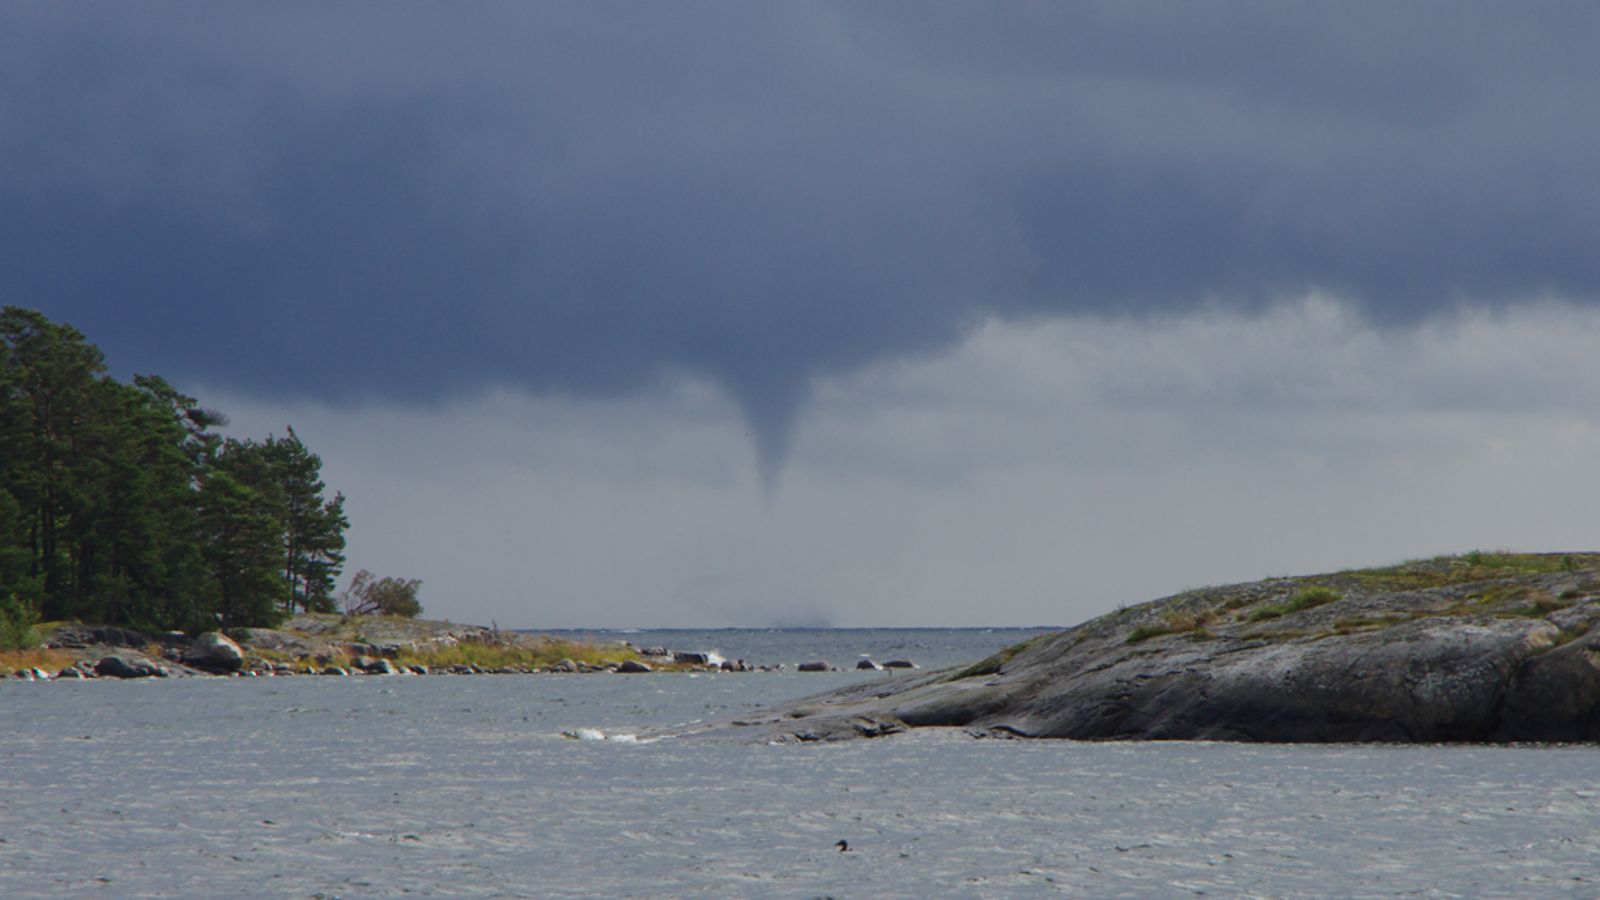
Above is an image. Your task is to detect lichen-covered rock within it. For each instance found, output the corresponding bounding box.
[183,632,244,673]
[691,554,1600,744]
[234,627,342,662]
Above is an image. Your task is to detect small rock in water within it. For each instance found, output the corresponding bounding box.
[798,661,833,672]
[882,659,917,669]
[856,659,881,671]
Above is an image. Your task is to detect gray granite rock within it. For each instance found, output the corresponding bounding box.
[183,632,244,673]
[94,654,164,679]
[689,556,1600,744]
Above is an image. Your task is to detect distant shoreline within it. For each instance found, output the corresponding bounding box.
[5,613,940,680]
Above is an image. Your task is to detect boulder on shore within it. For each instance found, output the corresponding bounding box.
[687,553,1600,745]
[94,654,165,679]
[183,632,244,673]
[358,657,398,675]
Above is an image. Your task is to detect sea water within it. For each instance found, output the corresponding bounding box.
[3,628,1598,898]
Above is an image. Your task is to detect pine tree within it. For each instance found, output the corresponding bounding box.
[1,307,351,633]
[216,432,348,615]
[0,307,108,621]
[194,470,283,629]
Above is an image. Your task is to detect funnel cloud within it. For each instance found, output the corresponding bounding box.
[5,4,1600,488]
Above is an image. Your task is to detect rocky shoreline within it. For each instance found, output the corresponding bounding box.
[683,552,1600,744]
[5,613,922,681]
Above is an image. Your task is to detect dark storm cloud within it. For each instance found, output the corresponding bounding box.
[4,3,1598,479]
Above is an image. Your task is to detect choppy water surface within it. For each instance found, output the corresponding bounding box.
[3,632,1599,897]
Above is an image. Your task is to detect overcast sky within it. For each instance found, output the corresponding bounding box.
[5,3,1599,626]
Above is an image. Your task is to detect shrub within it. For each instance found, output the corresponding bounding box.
[0,597,40,651]
[1125,623,1173,644]
[1247,585,1341,622]
[341,570,423,618]
[1126,610,1213,644]
[1284,585,1341,612]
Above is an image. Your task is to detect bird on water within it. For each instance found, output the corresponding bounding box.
[835,840,850,852]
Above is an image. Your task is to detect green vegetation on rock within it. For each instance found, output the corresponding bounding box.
[1246,585,1342,622]
[950,632,1055,680]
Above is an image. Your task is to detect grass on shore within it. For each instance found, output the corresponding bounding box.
[388,636,639,671]
[240,631,641,672]
[0,648,78,676]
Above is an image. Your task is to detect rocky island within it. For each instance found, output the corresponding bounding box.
[4,614,767,679]
[691,552,1600,744]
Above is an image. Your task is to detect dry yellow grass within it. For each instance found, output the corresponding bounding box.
[388,635,639,671]
[0,648,78,676]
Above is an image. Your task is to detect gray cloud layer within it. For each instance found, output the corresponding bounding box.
[5,3,1598,481]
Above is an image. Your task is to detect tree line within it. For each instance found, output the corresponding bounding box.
[1,306,350,638]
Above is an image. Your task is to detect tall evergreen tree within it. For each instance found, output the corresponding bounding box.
[1,306,351,633]
[0,307,107,621]
[216,431,348,615]
[194,469,284,629]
